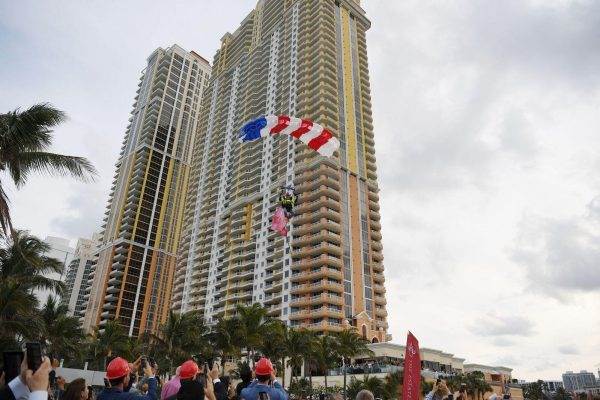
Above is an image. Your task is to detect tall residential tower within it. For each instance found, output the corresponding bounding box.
[172,0,388,341]
[82,45,211,336]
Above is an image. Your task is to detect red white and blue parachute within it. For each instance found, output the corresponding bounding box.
[240,115,340,157]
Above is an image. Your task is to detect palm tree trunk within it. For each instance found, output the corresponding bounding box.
[281,357,286,388]
[324,371,328,390]
[308,363,313,400]
[343,357,348,400]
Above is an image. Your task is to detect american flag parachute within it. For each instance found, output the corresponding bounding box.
[239,115,340,157]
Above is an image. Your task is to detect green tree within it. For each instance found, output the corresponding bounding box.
[258,319,288,383]
[312,334,338,390]
[334,328,373,400]
[236,303,271,362]
[147,310,208,374]
[87,319,129,369]
[0,231,64,352]
[446,374,467,392]
[554,387,572,400]
[384,372,402,400]
[421,380,434,396]
[464,371,492,400]
[523,381,547,400]
[0,103,96,234]
[37,295,85,361]
[211,316,244,369]
[347,377,366,400]
[285,328,311,384]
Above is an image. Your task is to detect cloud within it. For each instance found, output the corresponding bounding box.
[492,338,515,348]
[558,345,579,355]
[470,313,535,337]
[50,184,105,239]
[371,0,600,196]
[511,198,600,298]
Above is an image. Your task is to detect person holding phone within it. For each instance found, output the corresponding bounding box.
[171,360,216,400]
[97,357,157,400]
[0,349,53,400]
[239,358,287,400]
[425,380,450,400]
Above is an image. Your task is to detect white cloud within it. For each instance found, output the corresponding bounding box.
[558,345,580,355]
[470,314,535,337]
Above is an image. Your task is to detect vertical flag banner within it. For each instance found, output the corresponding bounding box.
[402,331,421,400]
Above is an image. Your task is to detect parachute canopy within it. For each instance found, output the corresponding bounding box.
[240,115,340,157]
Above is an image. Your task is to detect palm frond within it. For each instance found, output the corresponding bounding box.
[0,184,12,235]
[8,151,97,186]
[0,103,65,154]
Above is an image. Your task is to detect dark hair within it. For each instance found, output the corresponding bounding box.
[87,386,94,400]
[256,374,270,383]
[109,376,126,387]
[63,378,87,400]
[239,363,252,384]
[221,376,231,388]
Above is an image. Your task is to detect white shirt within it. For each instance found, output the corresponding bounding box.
[8,377,48,400]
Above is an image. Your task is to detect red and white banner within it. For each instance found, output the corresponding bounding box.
[402,331,421,400]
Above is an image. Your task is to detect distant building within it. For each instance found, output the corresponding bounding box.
[562,371,597,392]
[521,381,563,395]
[62,233,100,317]
[464,364,523,400]
[37,236,75,305]
[543,381,564,393]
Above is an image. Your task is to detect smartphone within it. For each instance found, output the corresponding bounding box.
[140,357,148,370]
[3,351,24,382]
[25,343,42,372]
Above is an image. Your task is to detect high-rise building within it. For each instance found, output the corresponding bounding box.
[562,371,597,392]
[38,236,75,306]
[62,233,100,317]
[82,45,211,336]
[172,0,388,341]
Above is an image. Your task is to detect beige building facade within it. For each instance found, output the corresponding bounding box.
[82,45,211,336]
[172,0,387,340]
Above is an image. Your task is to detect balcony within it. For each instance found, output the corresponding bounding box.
[290,266,343,283]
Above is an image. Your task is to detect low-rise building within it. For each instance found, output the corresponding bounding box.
[464,364,523,400]
[562,370,597,393]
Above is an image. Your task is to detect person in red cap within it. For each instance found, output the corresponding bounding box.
[240,358,287,400]
[97,357,157,400]
[170,360,215,400]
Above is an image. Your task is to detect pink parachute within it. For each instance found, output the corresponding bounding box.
[270,206,289,237]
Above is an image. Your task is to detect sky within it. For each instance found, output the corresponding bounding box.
[1,0,599,381]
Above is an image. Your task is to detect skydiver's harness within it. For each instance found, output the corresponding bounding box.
[279,189,297,216]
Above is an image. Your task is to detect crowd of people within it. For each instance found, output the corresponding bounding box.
[0,350,379,400]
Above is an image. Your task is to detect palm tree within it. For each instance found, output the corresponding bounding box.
[38,295,85,361]
[383,372,401,400]
[147,310,208,374]
[311,335,338,390]
[235,303,270,362]
[347,377,366,400]
[554,387,572,400]
[258,319,288,383]
[285,328,311,384]
[211,316,244,369]
[0,103,97,235]
[0,231,64,351]
[362,375,386,399]
[88,319,129,369]
[334,328,373,400]
[465,371,491,400]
